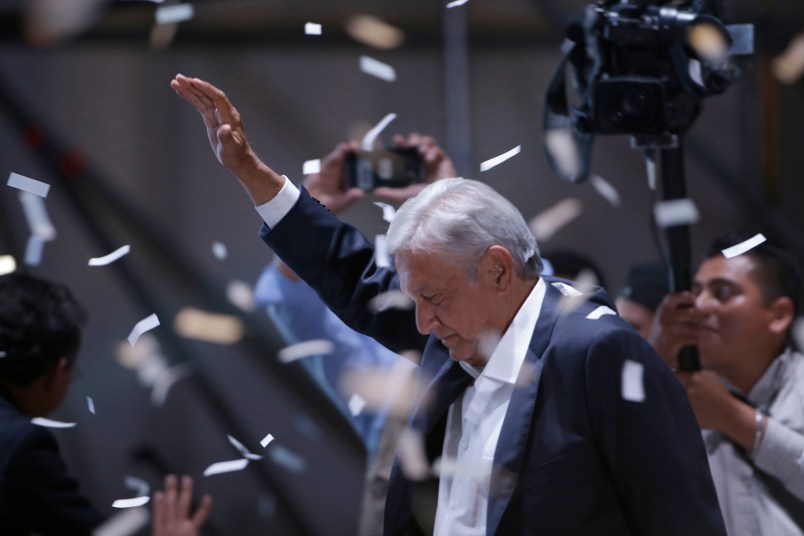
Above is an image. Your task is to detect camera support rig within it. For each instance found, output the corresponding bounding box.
[543,0,753,370]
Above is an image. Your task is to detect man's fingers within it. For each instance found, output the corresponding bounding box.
[192,495,214,530]
[152,490,166,533]
[178,475,194,518]
[164,474,178,528]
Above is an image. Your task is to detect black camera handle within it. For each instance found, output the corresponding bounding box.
[635,134,701,371]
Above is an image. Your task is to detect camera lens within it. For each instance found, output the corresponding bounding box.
[620,87,651,117]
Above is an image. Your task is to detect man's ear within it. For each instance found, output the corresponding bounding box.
[42,357,70,389]
[481,246,514,289]
[769,296,794,335]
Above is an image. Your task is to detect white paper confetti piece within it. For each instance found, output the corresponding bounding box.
[304,22,322,35]
[398,429,430,480]
[551,281,583,297]
[227,279,255,312]
[722,233,767,259]
[211,241,227,260]
[174,307,244,345]
[260,433,275,448]
[348,393,367,416]
[544,129,580,180]
[124,475,150,498]
[345,15,405,50]
[277,339,334,364]
[302,159,321,175]
[339,360,418,418]
[32,417,76,428]
[228,435,263,461]
[23,235,46,266]
[93,506,150,536]
[590,174,621,208]
[19,191,56,240]
[112,496,150,509]
[7,172,50,198]
[528,198,583,242]
[359,55,397,83]
[557,269,598,314]
[88,245,131,266]
[446,0,470,7]
[373,201,397,223]
[653,198,700,228]
[361,112,397,152]
[621,359,645,402]
[203,458,249,477]
[480,145,521,172]
[586,305,617,320]
[773,32,804,84]
[433,456,487,487]
[127,313,160,347]
[155,3,193,25]
[87,396,96,414]
[0,255,16,276]
[375,234,391,268]
[368,289,414,313]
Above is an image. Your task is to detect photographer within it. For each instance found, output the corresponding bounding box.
[649,233,804,535]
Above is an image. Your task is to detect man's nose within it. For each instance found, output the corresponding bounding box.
[694,291,714,312]
[415,301,438,335]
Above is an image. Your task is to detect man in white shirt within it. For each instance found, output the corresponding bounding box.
[171,73,726,535]
[650,232,804,535]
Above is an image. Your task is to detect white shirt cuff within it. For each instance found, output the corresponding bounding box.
[254,176,300,228]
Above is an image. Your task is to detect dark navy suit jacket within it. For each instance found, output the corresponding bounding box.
[262,188,726,535]
[0,387,104,535]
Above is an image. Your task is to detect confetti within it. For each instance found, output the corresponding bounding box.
[203,458,249,477]
[24,235,46,266]
[155,3,193,25]
[480,145,521,172]
[557,269,598,315]
[367,289,414,313]
[773,32,804,84]
[127,313,160,347]
[260,433,275,448]
[586,305,617,320]
[433,456,487,487]
[375,234,391,268]
[0,255,16,276]
[345,15,405,50]
[32,417,76,428]
[589,174,620,208]
[477,330,502,360]
[7,172,50,197]
[124,475,149,497]
[93,506,150,536]
[269,444,307,473]
[339,360,418,418]
[277,339,334,364]
[228,435,263,460]
[304,22,322,35]
[88,245,131,266]
[687,22,730,62]
[112,497,150,509]
[151,363,192,407]
[653,198,700,228]
[446,0,471,7]
[174,307,244,345]
[398,429,430,480]
[621,360,645,402]
[721,233,766,259]
[362,112,397,151]
[528,198,583,242]
[348,393,367,416]
[551,281,583,297]
[211,241,227,260]
[19,191,56,240]
[360,56,397,83]
[373,201,396,223]
[544,129,580,180]
[302,159,321,175]
[87,396,96,414]
[227,279,255,312]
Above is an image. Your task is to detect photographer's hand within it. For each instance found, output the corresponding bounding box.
[648,291,703,369]
[372,133,457,204]
[302,142,365,214]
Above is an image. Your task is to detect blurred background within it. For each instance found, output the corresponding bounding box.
[1,0,804,534]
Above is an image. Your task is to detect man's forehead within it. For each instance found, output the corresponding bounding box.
[695,255,756,284]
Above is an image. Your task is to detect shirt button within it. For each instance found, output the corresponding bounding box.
[449,501,457,509]
[460,439,468,450]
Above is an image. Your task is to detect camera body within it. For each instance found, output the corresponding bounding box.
[572,0,735,136]
[345,146,425,191]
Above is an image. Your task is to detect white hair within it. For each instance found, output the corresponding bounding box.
[386,178,542,279]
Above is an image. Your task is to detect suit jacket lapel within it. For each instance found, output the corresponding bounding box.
[486,283,562,535]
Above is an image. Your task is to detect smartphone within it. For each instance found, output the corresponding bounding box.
[345,146,425,191]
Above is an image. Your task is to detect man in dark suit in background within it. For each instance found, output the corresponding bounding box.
[172,73,726,535]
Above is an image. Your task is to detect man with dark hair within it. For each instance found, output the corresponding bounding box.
[616,261,669,339]
[650,232,804,535]
[172,73,727,536]
[0,271,211,535]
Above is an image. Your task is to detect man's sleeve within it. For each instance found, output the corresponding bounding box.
[753,417,804,500]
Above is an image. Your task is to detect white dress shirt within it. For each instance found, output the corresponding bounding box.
[433,279,546,536]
